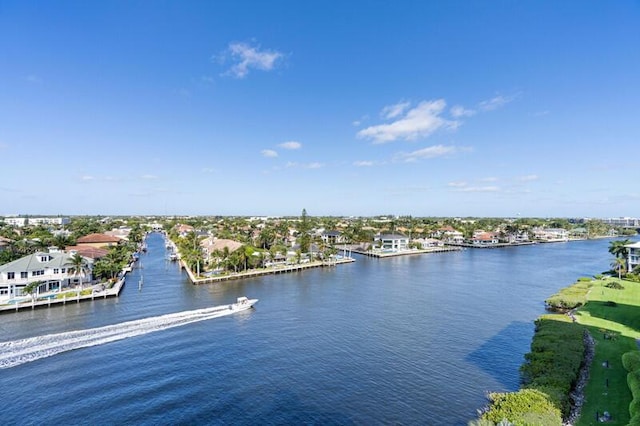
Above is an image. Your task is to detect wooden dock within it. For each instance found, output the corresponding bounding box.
[351,246,460,258]
[0,277,126,314]
[185,258,355,284]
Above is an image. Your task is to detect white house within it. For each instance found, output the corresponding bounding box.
[626,242,640,273]
[0,251,91,303]
[375,234,409,251]
[413,238,444,249]
[321,231,345,245]
[532,228,569,242]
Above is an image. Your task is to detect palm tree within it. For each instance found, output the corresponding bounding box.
[611,257,627,279]
[67,253,89,290]
[609,239,632,259]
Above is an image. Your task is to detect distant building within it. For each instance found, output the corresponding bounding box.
[1,216,70,227]
[603,217,640,227]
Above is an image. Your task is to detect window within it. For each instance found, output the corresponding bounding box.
[21,272,28,278]
[7,272,15,280]
[54,269,59,274]
[61,268,66,273]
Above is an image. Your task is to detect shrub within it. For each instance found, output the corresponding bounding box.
[545,280,592,311]
[520,319,585,417]
[623,351,640,372]
[481,389,562,426]
[605,281,625,290]
[578,277,593,282]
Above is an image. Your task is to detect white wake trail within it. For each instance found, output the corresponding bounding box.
[0,305,239,369]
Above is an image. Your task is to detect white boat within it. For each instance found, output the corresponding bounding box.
[230,296,258,312]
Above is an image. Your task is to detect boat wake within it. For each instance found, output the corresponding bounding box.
[0,305,240,369]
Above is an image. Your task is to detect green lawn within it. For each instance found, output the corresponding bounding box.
[574,278,640,426]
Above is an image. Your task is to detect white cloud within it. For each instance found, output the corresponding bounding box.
[478,94,517,111]
[357,100,459,143]
[201,167,215,173]
[286,161,324,169]
[0,142,7,150]
[221,42,284,79]
[394,145,466,162]
[448,181,468,187]
[353,160,374,167]
[261,149,278,158]
[450,105,476,118]
[456,186,500,192]
[381,101,411,119]
[480,177,499,182]
[278,141,301,150]
[81,175,95,181]
[517,174,539,182]
[141,174,159,180]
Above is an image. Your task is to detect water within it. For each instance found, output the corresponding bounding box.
[0,233,625,425]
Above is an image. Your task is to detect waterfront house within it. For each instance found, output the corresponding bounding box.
[432,226,464,244]
[200,237,243,266]
[532,228,569,242]
[626,242,640,273]
[413,238,444,249]
[76,233,123,248]
[321,231,345,245]
[0,251,92,303]
[374,234,410,251]
[175,224,195,237]
[471,231,500,246]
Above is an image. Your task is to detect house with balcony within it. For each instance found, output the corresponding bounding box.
[0,251,92,303]
[626,242,640,273]
[471,231,500,246]
[432,226,465,244]
[413,238,444,249]
[321,231,345,245]
[374,234,410,251]
[532,228,569,242]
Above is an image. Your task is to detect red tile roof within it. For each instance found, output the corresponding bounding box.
[76,233,123,244]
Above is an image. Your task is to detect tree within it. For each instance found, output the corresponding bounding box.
[609,239,632,259]
[22,280,43,300]
[67,254,89,289]
[298,208,311,253]
[611,257,627,279]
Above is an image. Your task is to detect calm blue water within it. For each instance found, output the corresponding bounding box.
[0,233,627,425]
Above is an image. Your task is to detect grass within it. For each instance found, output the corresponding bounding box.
[574,277,640,426]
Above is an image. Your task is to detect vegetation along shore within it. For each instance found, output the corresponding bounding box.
[472,239,640,425]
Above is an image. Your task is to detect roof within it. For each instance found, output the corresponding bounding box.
[378,233,408,240]
[0,251,81,274]
[200,237,243,253]
[65,245,109,260]
[76,233,123,244]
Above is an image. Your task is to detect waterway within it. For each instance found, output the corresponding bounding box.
[0,233,629,425]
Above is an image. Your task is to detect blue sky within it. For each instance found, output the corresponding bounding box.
[1,1,639,218]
